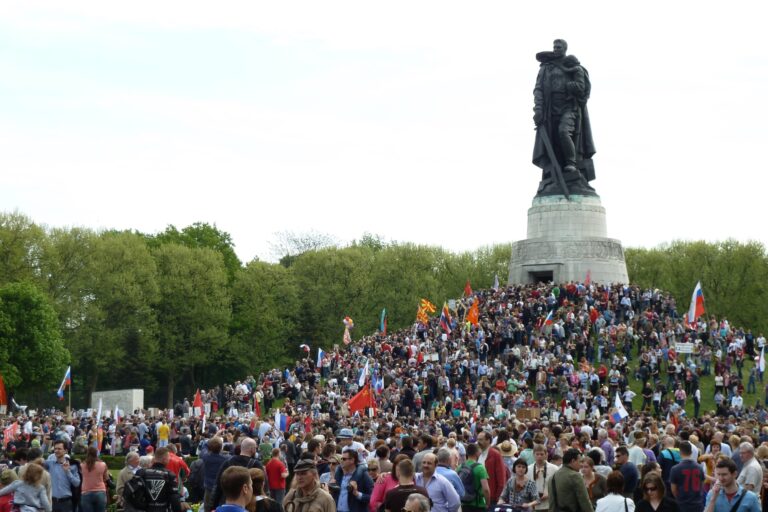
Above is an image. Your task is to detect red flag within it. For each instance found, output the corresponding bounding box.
[304,416,312,434]
[348,384,376,414]
[464,279,472,297]
[2,423,18,448]
[0,373,7,406]
[254,397,262,418]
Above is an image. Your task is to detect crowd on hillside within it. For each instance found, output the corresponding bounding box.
[2,281,768,512]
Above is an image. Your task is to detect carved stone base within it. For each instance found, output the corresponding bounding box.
[508,195,629,284]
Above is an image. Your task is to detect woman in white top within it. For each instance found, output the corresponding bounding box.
[595,471,635,512]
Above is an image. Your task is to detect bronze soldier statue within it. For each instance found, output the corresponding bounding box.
[532,39,597,197]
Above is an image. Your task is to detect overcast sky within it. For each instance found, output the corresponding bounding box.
[2,2,767,263]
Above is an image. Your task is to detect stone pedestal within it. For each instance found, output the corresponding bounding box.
[508,195,628,284]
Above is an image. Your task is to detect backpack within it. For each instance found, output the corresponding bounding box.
[458,462,480,503]
[123,474,149,510]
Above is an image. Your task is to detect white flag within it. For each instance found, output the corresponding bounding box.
[760,346,765,373]
[358,359,369,387]
[613,393,628,422]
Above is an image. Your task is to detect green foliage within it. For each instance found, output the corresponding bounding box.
[231,261,300,371]
[0,212,46,287]
[0,282,69,390]
[149,223,242,284]
[289,242,512,348]
[153,243,231,406]
[626,240,768,333]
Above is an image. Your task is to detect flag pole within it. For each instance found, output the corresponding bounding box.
[68,375,72,419]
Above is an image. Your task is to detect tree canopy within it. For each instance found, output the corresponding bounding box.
[3,211,767,407]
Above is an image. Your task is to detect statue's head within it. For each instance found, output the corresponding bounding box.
[553,39,568,57]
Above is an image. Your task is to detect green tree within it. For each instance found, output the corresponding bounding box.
[0,282,69,393]
[231,261,300,372]
[153,243,231,407]
[290,246,374,345]
[149,223,242,284]
[365,243,443,333]
[0,212,46,287]
[53,231,160,396]
[626,240,768,333]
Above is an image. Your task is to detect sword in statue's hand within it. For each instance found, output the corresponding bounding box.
[536,125,570,200]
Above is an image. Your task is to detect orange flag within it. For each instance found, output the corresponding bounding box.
[348,384,376,414]
[464,279,473,297]
[467,300,479,326]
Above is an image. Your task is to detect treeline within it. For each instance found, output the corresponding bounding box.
[0,212,510,408]
[625,240,768,334]
[4,209,766,408]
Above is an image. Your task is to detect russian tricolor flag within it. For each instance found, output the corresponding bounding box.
[540,310,554,332]
[687,281,705,325]
[439,302,452,334]
[374,375,385,394]
[275,411,291,432]
[56,366,71,400]
[611,393,629,423]
[317,347,325,368]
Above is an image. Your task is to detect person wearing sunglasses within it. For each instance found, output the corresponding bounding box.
[636,473,677,512]
[329,449,374,512]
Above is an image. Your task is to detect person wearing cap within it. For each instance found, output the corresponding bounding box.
[329,449,373,512]
[337,430,365,454]
[283,459,334,512]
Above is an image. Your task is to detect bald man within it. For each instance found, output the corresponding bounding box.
[211,438,264,508]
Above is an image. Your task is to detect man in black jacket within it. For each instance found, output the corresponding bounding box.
[137,447,186,512]
[211,438,264,508]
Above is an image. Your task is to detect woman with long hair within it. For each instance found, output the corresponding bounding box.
[498,459,538,510]
[635,473,678,512]
[580,456,607,507]
[247,468,282,512]
[80,447,109,512]
[633,462,661,503]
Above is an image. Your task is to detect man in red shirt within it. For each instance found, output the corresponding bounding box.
[165,445,191,494]
[477,431,506,504]
[264,448,288,503]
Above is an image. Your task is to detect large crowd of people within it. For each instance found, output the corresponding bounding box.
[2,281,768,512]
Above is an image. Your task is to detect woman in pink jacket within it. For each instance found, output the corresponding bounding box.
[369,454,409,512]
